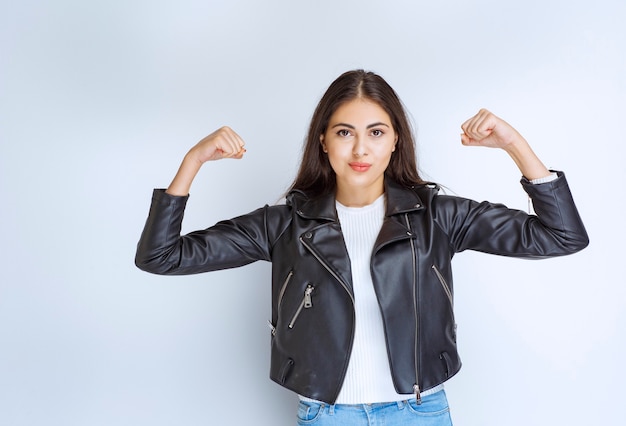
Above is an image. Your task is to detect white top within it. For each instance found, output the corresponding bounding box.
[334,194,412,403]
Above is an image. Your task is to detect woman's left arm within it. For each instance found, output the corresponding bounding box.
[442,109,589,257]
[460,108,551,180]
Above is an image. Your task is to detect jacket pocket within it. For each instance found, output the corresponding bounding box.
[288,284,315,329]
[431,264,453,306]
[431,265,457,340]
[270,270,294,336]
[280,358,295,384]
[439,351,452,378]
[277,270,294,311]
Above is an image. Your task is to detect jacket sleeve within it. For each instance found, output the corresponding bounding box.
[434,171,589,258]
[135,189,288,275]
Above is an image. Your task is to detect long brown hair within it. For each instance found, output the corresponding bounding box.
[288,69,424,196]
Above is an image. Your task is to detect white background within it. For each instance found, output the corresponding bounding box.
[1,1,624,425]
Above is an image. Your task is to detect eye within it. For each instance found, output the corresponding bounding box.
[371,129,384,137]
[336,129,351,137]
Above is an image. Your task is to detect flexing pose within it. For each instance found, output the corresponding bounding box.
[136,70,588,425]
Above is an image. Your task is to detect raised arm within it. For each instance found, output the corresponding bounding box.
[444,109,589,256]
[135,126,261,275]
[166,126,246,196]
[460,109,551,181]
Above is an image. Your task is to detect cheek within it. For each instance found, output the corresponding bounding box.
[380,147,396,169]
[324,148,342,172]
[326,144,349,160]
[375,142,396,158]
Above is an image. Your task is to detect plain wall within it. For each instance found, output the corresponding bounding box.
[1,0,624,425]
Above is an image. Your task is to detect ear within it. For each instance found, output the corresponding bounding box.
[320,134,327,153]
[392,136,398,152]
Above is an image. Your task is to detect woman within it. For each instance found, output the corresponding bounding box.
[136,70,588,425]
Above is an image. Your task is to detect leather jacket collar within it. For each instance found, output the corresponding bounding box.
[292,178,428,221]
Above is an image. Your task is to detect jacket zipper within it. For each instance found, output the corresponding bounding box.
[431,264,457,339]
[277,270,294,311]
[431,265,453,306]
[404,214,422,404]
[269,270,294,336]
[288,284,314,329]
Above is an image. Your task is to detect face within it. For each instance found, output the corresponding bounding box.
[320,98,397,207]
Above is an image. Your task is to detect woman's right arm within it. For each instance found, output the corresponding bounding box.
[135,127,270,275]
[166,126,246,196]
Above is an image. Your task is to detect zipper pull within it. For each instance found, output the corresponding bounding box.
[288,285,315,329]
[413,384,422,405]
[304,285,314,308]
[267,320,276,336]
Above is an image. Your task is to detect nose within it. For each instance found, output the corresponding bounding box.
[352,136,367,157]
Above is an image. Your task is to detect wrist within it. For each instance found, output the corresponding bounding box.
[166,154,203,196]
[501,133,530,157]
[184,147,206,167]
[504,139,551,180]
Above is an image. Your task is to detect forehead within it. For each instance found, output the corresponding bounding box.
[329,99,391,124]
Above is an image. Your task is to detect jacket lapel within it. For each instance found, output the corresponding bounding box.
[296,192,354,295]
[374,179,425,252]
[293,179,428,295]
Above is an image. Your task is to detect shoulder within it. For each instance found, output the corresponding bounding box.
[410,182,440,202]
[285,189,309,206]
[411,184,485,227]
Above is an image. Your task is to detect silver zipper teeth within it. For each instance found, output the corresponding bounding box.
[270,271,294,335]
[404,214,421,404]
[288,285,314,329]
[432,264,457,340]
[277,270,294,310]
[431,265,453,306]
[288,302,305,329]
[299,237,355,304]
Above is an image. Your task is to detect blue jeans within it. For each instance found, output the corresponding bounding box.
[296,390,453,425]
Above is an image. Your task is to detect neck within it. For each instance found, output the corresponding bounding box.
[335,186,384,207]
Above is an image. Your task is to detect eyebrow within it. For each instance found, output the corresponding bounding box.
[331,122,391,129]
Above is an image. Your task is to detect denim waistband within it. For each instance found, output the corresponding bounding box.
[298,383,445,405]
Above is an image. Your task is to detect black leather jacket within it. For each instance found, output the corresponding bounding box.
[135,172,588,404]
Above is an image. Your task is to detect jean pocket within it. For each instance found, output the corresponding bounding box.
[406,390,451,418]
[296,400,324,424]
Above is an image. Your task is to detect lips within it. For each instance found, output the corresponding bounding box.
[349,162,371,172]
